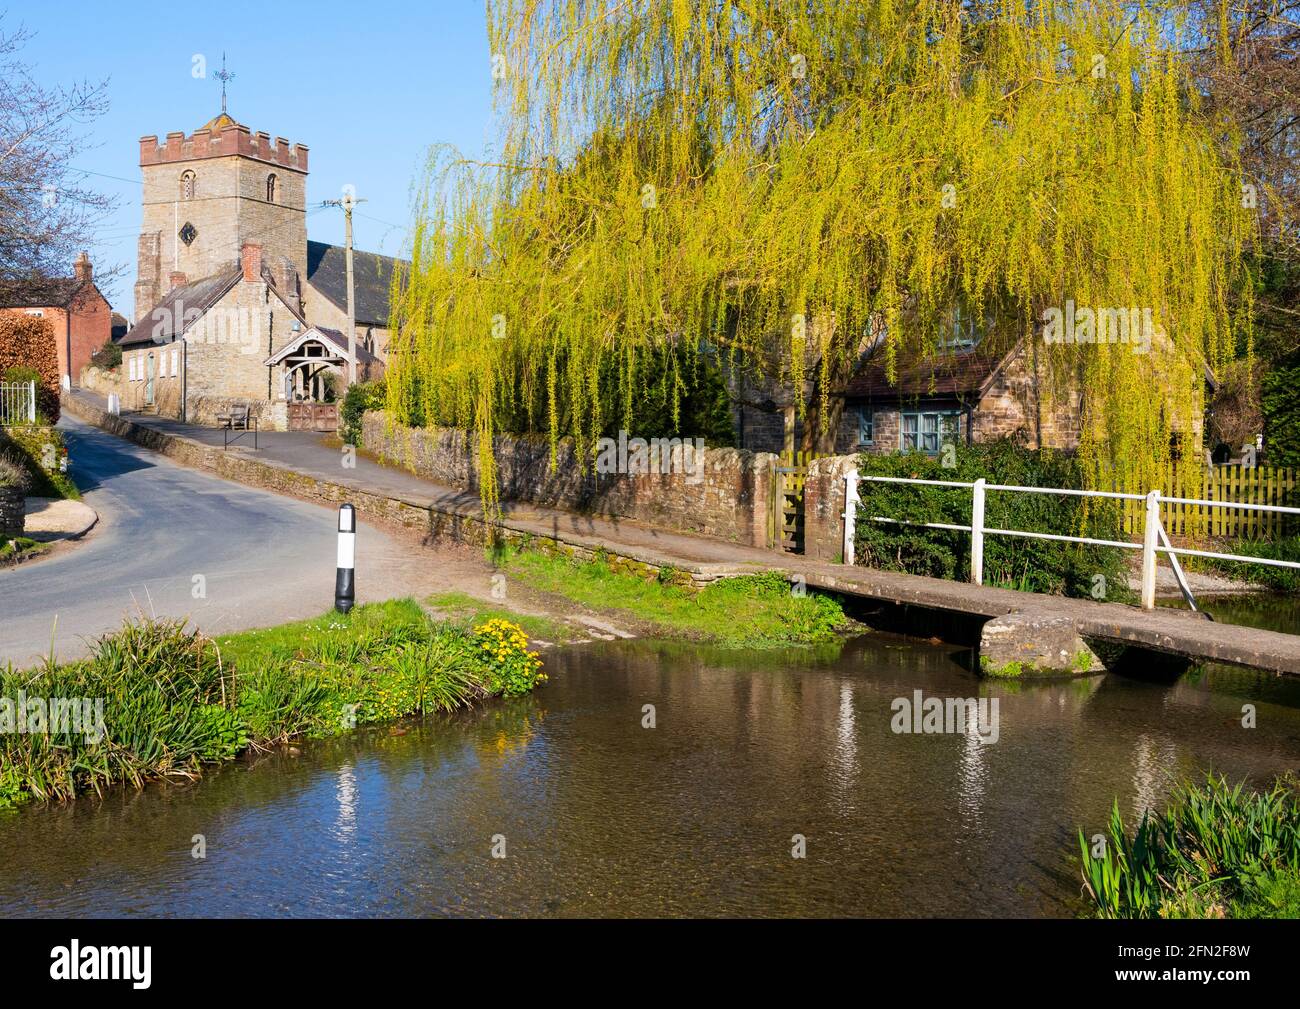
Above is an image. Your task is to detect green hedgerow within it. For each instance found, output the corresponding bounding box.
[855,439,1133,601]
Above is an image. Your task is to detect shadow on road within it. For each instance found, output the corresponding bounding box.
[59,420,156,493]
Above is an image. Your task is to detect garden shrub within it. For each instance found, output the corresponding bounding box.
[0,314,60,422]
[854,439,1132,600]
[0,425,76,499]
[89,339,122,370]
[340,380,386,446]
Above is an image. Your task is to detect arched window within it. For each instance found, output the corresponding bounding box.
[180,170,196,200]
[266,174,277,203]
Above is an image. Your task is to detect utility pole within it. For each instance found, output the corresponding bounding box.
[323,188,367,386]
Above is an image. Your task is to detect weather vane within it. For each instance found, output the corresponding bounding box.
[215,53,235,114]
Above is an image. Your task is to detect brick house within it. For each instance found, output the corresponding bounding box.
[0,253,112,384]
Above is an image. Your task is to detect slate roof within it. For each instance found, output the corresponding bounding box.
[844,343,1009,402]
[118,268,242,348]
[306,240,401,328]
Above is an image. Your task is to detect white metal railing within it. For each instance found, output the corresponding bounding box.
[841,470,1300,610]
[0,380,36,425]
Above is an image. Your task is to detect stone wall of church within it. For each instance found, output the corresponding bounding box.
[137,150,307,321]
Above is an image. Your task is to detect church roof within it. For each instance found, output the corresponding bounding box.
[306,240,402,328]
[262,325,380,368]
[200,111,241,132]
[118,268,242,347]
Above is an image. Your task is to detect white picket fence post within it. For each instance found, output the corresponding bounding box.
[1140,489,1161,610]
[970,478,985,585]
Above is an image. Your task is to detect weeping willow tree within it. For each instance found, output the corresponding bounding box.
[386,0,1255,511]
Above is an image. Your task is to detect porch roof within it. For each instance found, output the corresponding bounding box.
[263,326,380,368]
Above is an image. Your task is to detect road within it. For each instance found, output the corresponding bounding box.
[0,416,449,667]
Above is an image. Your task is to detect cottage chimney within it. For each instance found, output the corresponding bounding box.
[241,242,263,283]
[73,251,93,284]
[169,270,188,291]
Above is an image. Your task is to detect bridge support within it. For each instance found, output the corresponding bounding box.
[979,612,1104,678]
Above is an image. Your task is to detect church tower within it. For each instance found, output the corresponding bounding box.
[133,112,309,322]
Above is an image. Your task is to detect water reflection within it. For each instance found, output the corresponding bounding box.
[1,631,1299,918]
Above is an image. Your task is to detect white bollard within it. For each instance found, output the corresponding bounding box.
[335,503,356,613]
[107,393,120,415]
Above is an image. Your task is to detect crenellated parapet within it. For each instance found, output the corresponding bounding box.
[139,124,308,172]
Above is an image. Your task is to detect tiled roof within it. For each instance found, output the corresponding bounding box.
[200,112,240,132]
[306,240,402,328]
[0,276,89,309]
[844,344,1008,401]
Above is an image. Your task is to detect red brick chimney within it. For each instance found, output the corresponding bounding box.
[74,251,92,284]
[241,242,263,283]
[169,271,187,291]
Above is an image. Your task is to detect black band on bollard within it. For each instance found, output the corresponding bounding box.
[336,503,356,614]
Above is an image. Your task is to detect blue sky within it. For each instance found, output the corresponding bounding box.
[16,0,496,312]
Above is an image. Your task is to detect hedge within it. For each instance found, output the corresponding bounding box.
[855,440,1134,601]
[0,313,60,422]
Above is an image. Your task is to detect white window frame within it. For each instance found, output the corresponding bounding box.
[170,348,179,377]
[901,409,961,455]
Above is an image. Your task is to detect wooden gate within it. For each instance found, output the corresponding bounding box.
[768,450,828,553]
[287,402,339,432]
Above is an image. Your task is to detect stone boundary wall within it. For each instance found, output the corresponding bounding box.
[802,453,860,563]
[79,364,121,399]
[61,395,725,580]
[0,484,24,536]
[361,412,777,548]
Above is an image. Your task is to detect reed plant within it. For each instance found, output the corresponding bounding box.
[1078,775,1300,918]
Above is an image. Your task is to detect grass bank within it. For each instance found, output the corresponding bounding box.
[1078,775,1300,918]
[496,545,850,647]
[0,599,546,809]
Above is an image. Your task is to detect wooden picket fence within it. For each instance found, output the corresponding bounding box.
[1112,464,1298,540]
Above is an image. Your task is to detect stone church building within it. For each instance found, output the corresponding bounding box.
[117,110,393,429]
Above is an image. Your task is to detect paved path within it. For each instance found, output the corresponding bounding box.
[69,392,775,573]
[0,416,446,668]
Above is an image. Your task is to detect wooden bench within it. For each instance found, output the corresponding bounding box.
[216,403,251,430]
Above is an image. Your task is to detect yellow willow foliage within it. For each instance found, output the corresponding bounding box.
[386,0,1254,512]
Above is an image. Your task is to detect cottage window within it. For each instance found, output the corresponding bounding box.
[939,304,984,351]
[171,348,179,377]
[857,408,874,446]
[901,410,960,454]
[180,171,196,201]
[266,174,277,203]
